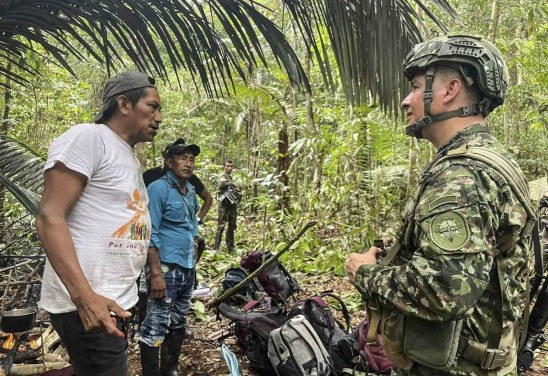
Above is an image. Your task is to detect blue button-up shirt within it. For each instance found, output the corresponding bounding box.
[147,171,199,269]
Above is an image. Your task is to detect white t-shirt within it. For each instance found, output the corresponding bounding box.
[39,123,150,313]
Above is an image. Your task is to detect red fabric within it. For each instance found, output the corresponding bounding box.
[358,319,394,374]
[41,365,74,376]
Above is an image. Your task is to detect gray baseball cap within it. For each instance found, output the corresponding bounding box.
[93,72,157,122]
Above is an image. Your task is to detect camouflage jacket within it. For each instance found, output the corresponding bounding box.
[355,124,532,375]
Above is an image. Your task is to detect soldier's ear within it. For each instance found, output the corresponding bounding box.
[442,79,462,105]
[165,157,174,169]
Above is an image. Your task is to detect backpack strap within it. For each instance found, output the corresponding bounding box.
[519,221,543,351]
[529,222,544,301]
[288,317,332,373]
[320,292,352,333]
[444,146,536,227]
[278,261,300,298]
[441,146,536,370]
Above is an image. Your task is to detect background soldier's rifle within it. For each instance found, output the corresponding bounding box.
[220,185,241,204]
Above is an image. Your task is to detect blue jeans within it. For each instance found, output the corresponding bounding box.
[139,263,195,347]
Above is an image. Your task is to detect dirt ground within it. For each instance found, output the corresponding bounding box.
[123,275,548,376]
[3,274,545,375]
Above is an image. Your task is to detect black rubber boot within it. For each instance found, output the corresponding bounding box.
[214,228,223,251]
[226,227,235,252]
[160,327,186,376]
[139,341,160,376]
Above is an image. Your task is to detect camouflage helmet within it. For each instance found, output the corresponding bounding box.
[402,34,508,115]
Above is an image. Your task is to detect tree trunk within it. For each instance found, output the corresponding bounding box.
[246,96,260,214]
[356,108,372,236]
[304,51,322,190]
[488,0,501,42]
[277,124,290,210]
[290,20,301,201]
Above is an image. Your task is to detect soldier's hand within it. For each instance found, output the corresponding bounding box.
[345,247,384,284]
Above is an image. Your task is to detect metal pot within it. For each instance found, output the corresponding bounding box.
[0,308,37,333]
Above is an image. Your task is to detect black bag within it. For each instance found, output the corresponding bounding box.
[218,302,287,375]
[330,318,395,375]
[222,267,258,305]
[240,250,299,303]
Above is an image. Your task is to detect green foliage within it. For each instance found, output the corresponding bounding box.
[1,0,546,291]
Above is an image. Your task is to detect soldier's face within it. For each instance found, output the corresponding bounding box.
[167,152,195,180]
[224,163,234,174]
[401,72,426,126]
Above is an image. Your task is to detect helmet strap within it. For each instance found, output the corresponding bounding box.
[405,67,435,139]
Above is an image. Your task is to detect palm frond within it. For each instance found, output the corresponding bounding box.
[0,138,45,216]
[0,0,309,94]
[283,0,458,113]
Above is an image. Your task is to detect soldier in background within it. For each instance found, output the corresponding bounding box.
[214,159,241,252]
[346,35,535,375]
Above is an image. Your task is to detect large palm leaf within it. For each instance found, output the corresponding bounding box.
[0,0,457,106]
[0,0,458,216]
[282,0,459,116]
[0,0,310,94]
[0,139,44,216]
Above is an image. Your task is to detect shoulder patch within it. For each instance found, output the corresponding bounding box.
[428,195,458,211]
[429,211,470,251]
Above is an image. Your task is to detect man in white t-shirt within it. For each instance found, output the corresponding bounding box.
[36,72,162,376]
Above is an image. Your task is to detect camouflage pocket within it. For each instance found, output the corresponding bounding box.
[380,309,414,370]
[403,316,463,369]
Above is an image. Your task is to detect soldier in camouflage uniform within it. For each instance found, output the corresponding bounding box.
[214,159,241,252]
[346,34,535,375]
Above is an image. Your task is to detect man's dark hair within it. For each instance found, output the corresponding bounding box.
[224,159,233,165]
[434,64,482,106]
[96,88,148,124]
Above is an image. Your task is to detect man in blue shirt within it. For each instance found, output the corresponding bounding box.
[139,142,200,376]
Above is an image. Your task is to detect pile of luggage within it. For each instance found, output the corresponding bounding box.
[217,250,394,376]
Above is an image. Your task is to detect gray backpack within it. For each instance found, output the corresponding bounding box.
[268,315,332,376]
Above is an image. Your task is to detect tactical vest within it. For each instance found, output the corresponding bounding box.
[366,145,536,373]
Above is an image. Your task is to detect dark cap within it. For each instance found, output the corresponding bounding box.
[162,138,186,158]
[165,143,200,157]
[93,72,157,122]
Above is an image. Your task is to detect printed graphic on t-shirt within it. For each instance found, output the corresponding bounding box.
[112,187,151,241]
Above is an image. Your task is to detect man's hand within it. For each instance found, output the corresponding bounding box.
[73,291,130,338]
[345,247,383,284]
[150,272,167,299]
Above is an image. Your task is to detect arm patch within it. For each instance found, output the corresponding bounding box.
[429,211,471,251]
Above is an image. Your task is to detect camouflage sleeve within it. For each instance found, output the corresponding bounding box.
[356,162,508,321]
[218,172,230,190]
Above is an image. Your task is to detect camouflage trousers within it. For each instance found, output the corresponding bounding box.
[214,200,237,251]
